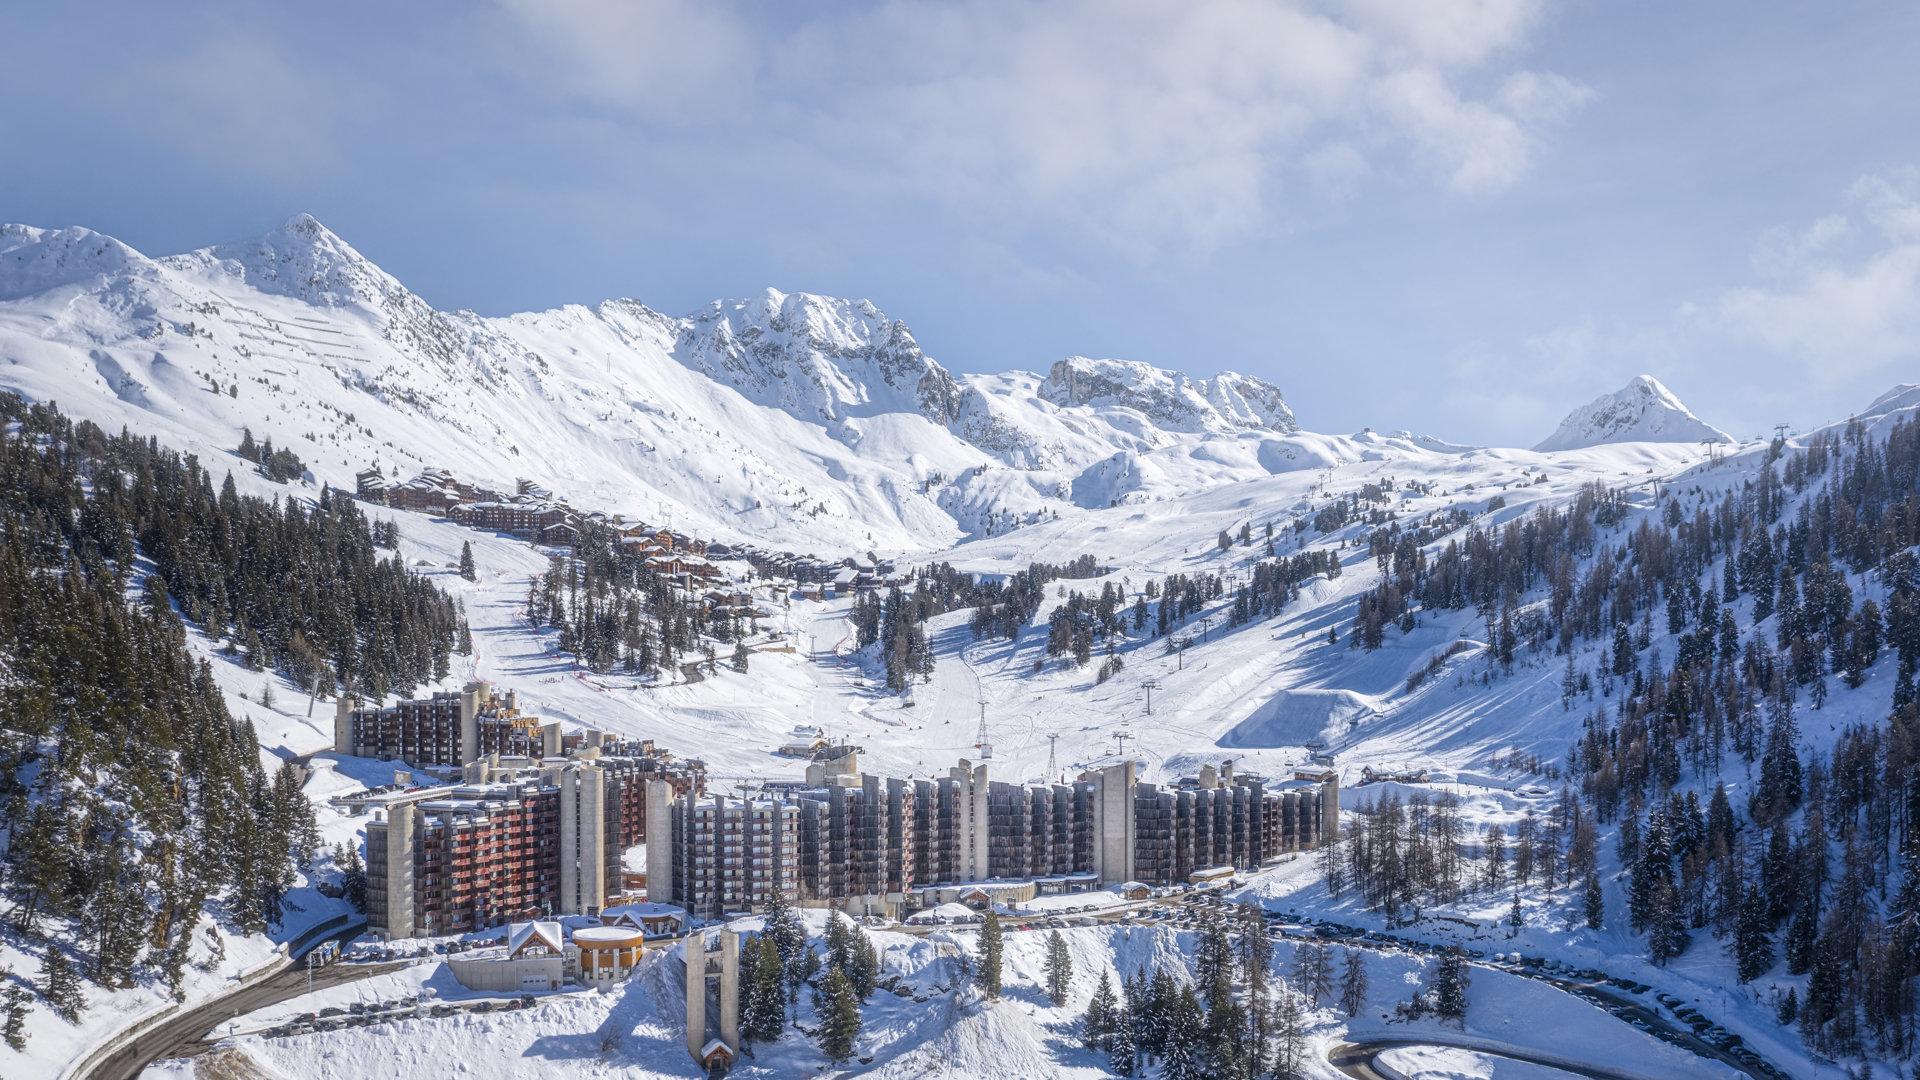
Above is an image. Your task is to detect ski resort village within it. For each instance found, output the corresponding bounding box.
[3,208,1918,1080]
[6,7,1920,1078]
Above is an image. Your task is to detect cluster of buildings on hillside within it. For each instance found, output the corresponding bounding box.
[340,682,1338,940]
[352,465,904,605]
[334,683,703,939]
[647,748,1337,921]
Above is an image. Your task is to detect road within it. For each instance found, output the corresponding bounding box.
[84,923,400,1080]
[1327,1037,1659,1080]
[1266,916,1784,1080]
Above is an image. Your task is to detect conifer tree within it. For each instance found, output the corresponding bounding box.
[1271,978,1307,1078]
[1339,949,1369,1016]
[816,965,861,1064]
[1734,884,1775,984]
[41,948,82,1024]
[978,911,1004,1000]
[1194,911,1234,1009]
[744,935,786,1043]
[1083,970,1116,1049]
[1106,1001,1136,1076]
[459,541,476,581]
[849,921,878,1000]
[1583,870,1605,930]
[1236,899,1270,994]
[1294,942,1334,1004]
[1161,984,1206,1080]
[1,969,28,1051]
[1043,930,1072,1006]
[1431,947,1469,1026]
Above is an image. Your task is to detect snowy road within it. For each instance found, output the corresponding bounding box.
[1328,1038,1652,1080]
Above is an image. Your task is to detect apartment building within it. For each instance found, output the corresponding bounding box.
[649,788,802,922]
[365,777,563,939]
[335,681,670,772]
[365,749,705,939]
[648,753,1331,919]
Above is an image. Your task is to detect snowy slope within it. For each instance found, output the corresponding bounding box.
[193,918,1729,1080]
[1532,374,1732,451]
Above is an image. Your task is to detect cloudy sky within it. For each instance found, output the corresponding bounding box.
[4,1,1917,445]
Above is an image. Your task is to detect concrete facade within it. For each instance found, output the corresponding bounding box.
[557,762,607,917]
[683,927,741,1064]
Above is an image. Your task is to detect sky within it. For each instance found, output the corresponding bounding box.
[3,0,1917,447]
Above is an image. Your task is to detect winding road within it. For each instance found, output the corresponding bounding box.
[82,922,398,1080]
[1328,1037,1663,1080]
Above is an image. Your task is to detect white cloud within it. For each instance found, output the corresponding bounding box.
[1712,168,1920,379]
[493,0,1585,251]
[495,0,756,121]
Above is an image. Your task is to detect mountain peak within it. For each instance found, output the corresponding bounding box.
[1039,356,1297,434]
[1534,374,1731,452]
[678,290,960,425]
[0,223,156,302]
[161,213,403,310]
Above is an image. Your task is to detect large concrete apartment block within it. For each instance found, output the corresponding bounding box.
[557,762,607,917]
[1088,760,1137,885]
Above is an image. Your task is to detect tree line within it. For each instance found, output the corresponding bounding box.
[0,395,322,1051]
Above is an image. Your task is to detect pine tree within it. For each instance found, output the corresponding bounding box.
[42,948,82,1024]
[1785,902,1817,975]
[1295,942,1334,1004]
[1271,979,1307,1078]
[731,640,750,674]
[978,911,1004,1000]
[1431,946,1470,1025]
[1507,889,1525,935]
[1648,879,1689,965]
[743,934,785,1043]
[1,969,28,1051]
[1777,986,1798,1025]
[816,965,861,1064]
[850,924,878,1000]
[1236,899,1270,995]
[1734,884,1775,984]
[1339,949,1369,1016]
[1583,870,1605,930]
[1194,911,1234,1009]
[1043,930,1072,1006]
[1161,984,1207,1080]
[1107,1001,1137,1075]
[1083,969,1116,1049]
[459,541,476,581]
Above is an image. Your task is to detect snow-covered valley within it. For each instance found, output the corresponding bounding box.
[4,215,1919,1080]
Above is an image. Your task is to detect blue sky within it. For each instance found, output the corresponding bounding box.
[4,1,1917,446]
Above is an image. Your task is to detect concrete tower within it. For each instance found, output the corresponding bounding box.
[683,927,740,1066]
[557,762,607,915]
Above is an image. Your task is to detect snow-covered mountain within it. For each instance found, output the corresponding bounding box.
[1037,356,1297,434]
[0,214,1345,554]
[1532,373,1732,451]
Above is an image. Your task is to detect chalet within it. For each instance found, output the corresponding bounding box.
[539,521,580,547]
[355,468,389,501]
[600,901,690,940]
